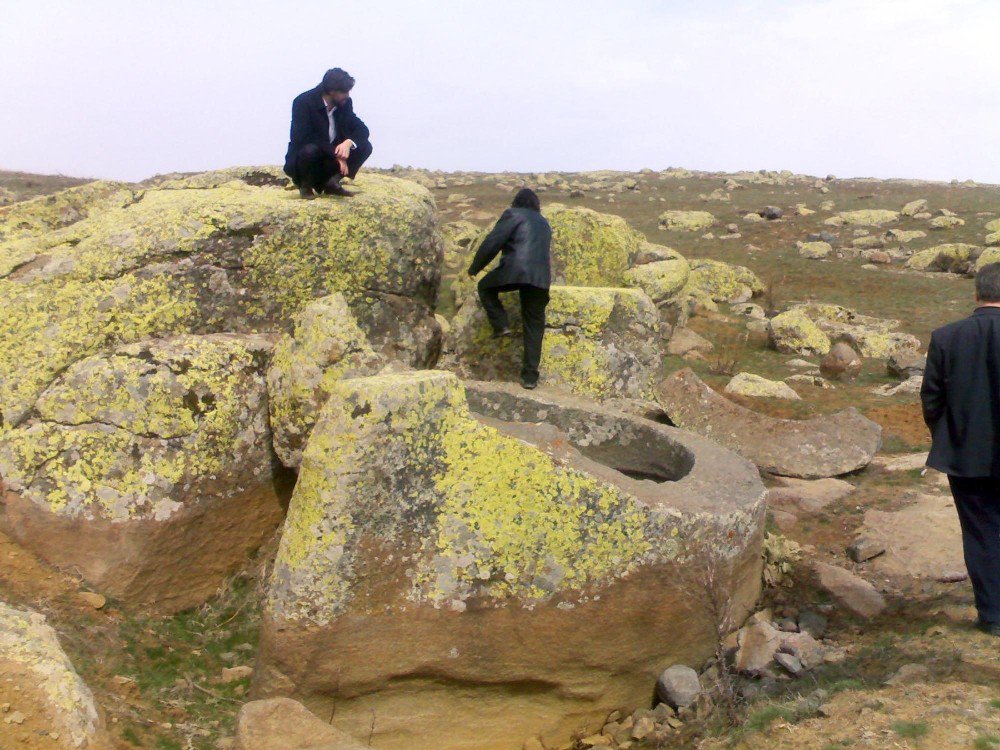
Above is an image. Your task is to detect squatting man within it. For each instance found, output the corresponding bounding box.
[284,68,373,199]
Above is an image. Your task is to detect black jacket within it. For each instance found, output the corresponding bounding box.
[922,306,1000,476]
[283,86,370,179]
[468,208,552,290]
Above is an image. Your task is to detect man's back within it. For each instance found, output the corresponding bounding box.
[922,306,1000,476]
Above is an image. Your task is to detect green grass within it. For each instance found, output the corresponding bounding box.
[891,720,930,740]
[974,734,1000,750]
[745,704,799,732]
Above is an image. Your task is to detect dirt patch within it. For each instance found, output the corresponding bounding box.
[865,402,931,450]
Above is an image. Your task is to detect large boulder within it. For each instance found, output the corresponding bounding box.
[824,209,899,227]
[254,371,765,750]
[267,293,385,467]
[683,259,763,304]
[790,304,920,359]
[0,168,442,430]
[443,286,661,400]
[654,369,882,478]
[0,601,110,749]
[622,250,690,304]
[906,243,980,273]
[767,309,831,356]
[658,210,716,232]
[0,334,288,611]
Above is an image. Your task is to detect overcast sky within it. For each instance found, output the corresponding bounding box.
[1,0,998,183]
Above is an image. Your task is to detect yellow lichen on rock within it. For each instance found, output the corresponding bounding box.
[623,251,690,304]
[267,370,654,623]
[824,209,899,227]
[905,243,979,272]
[768,309,831,356]
[658,210,716,232]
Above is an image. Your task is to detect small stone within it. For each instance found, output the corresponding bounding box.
[847,536,886,563]
[774,652,803,676]
[3,710,25,725]
[937,570,968,583]
[580,734,612,747]
[76,591,107,609]
[775,617,798,632]
[813,561,887,618]
[220,665,253,683]
[651,703,675,721]
[885,663,929,686]
[656,664,702,709]
[631,716,656,740]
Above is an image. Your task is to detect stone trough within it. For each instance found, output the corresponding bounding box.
[253,372,765,750]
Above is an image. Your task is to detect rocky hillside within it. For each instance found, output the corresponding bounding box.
[1,164,998,750]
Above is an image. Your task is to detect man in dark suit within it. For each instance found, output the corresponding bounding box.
[468,188,552,390]
[921,261,1000,637]
[283,68,373,199]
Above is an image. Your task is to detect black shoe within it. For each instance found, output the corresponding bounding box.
[492,328,513,339]
[976,619,1000,636]
[521,379,538,390]
[321,178,355,197]
[299,185,316,200]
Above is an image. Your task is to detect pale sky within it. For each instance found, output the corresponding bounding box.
[1,0,998,183]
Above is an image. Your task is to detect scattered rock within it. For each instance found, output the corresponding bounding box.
[798,241,833,259]
[725,373,801,400]
[887,351,927,379]
[656,665,702,709]
[760,206,784,220]
[885,663,929,686]
[658,210,716,232]
[820,342,862,381]
[798,611,828,639]
[825,209,899,227]
[768,309,831,356]
[860,494,965,580]
[768,477,856,513]
[901,199,928,217]
[655,369,881,478]
[234,697,368,750]
[667,327,714,357]
[929,215,965,229]
[221,666,254,683]
[75,592,106,610]
[847,536,886,563]
[812,562,887,618]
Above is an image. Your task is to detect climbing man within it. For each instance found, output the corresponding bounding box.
[468,188,552,390]
[283,68,373,199]
[921,261,1000,637]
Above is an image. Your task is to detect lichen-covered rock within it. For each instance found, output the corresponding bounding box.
[974,247,1000,272]
[683,259,763,304]
[267,294,385,467]
[0,169,442,430]
[929,215,965,229]
[440,220,483,275]
[725,373,801,400]
[658,210,716,232]
[797,241,833,259]
[443,286,660,400]
[885,228,926,244]
[905,243,979,272]
[0,334,287,611]
[791,304,920,359]
[622,250,690,304]
[768,310,831,356]
[986,232,1000,247]
[255,372,765,750]
[900,199,928,217]
[0,601,109,748]
[986,219,1000,234]
[824,210,899,227]
[630,241,680,266]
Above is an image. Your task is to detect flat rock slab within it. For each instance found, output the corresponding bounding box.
[235,698,367,750]
[871,452,929,472]
[768,477,856,513]
[654,368,882,478]
[860,493,965,580]
[812,561,887,619]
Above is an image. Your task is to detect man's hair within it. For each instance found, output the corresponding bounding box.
[511,188,541,212]
[976,262,1000,302]
[321,68,355,94]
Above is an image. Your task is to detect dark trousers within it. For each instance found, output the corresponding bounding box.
[294,141,373,188]
[477,282,549,385]
[948,475,1000,624]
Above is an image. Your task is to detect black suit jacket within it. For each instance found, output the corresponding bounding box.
[922,306,1000,476]
[468,208,552,290]
[283,86,370,180]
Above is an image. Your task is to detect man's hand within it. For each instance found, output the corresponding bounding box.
[336,156,349,176]
[334,140,354,160]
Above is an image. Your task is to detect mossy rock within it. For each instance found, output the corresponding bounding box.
[267,293,385,468]
[768,309,831,356]
[657,210,716,232]
[985,218,1000,233]
[0,168,442,430]
[683,258,764,304]
[790,303,919,358]
[443,286,661,400]
[986,232,1000,248]
[929,215,965,230]
[622,250,690,304]
[0,333,288,610]
[824,209,899,227]
[798,241,833,259]
[974,247,1000,272]
[440,219,483,275]
[905,243,979,272]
